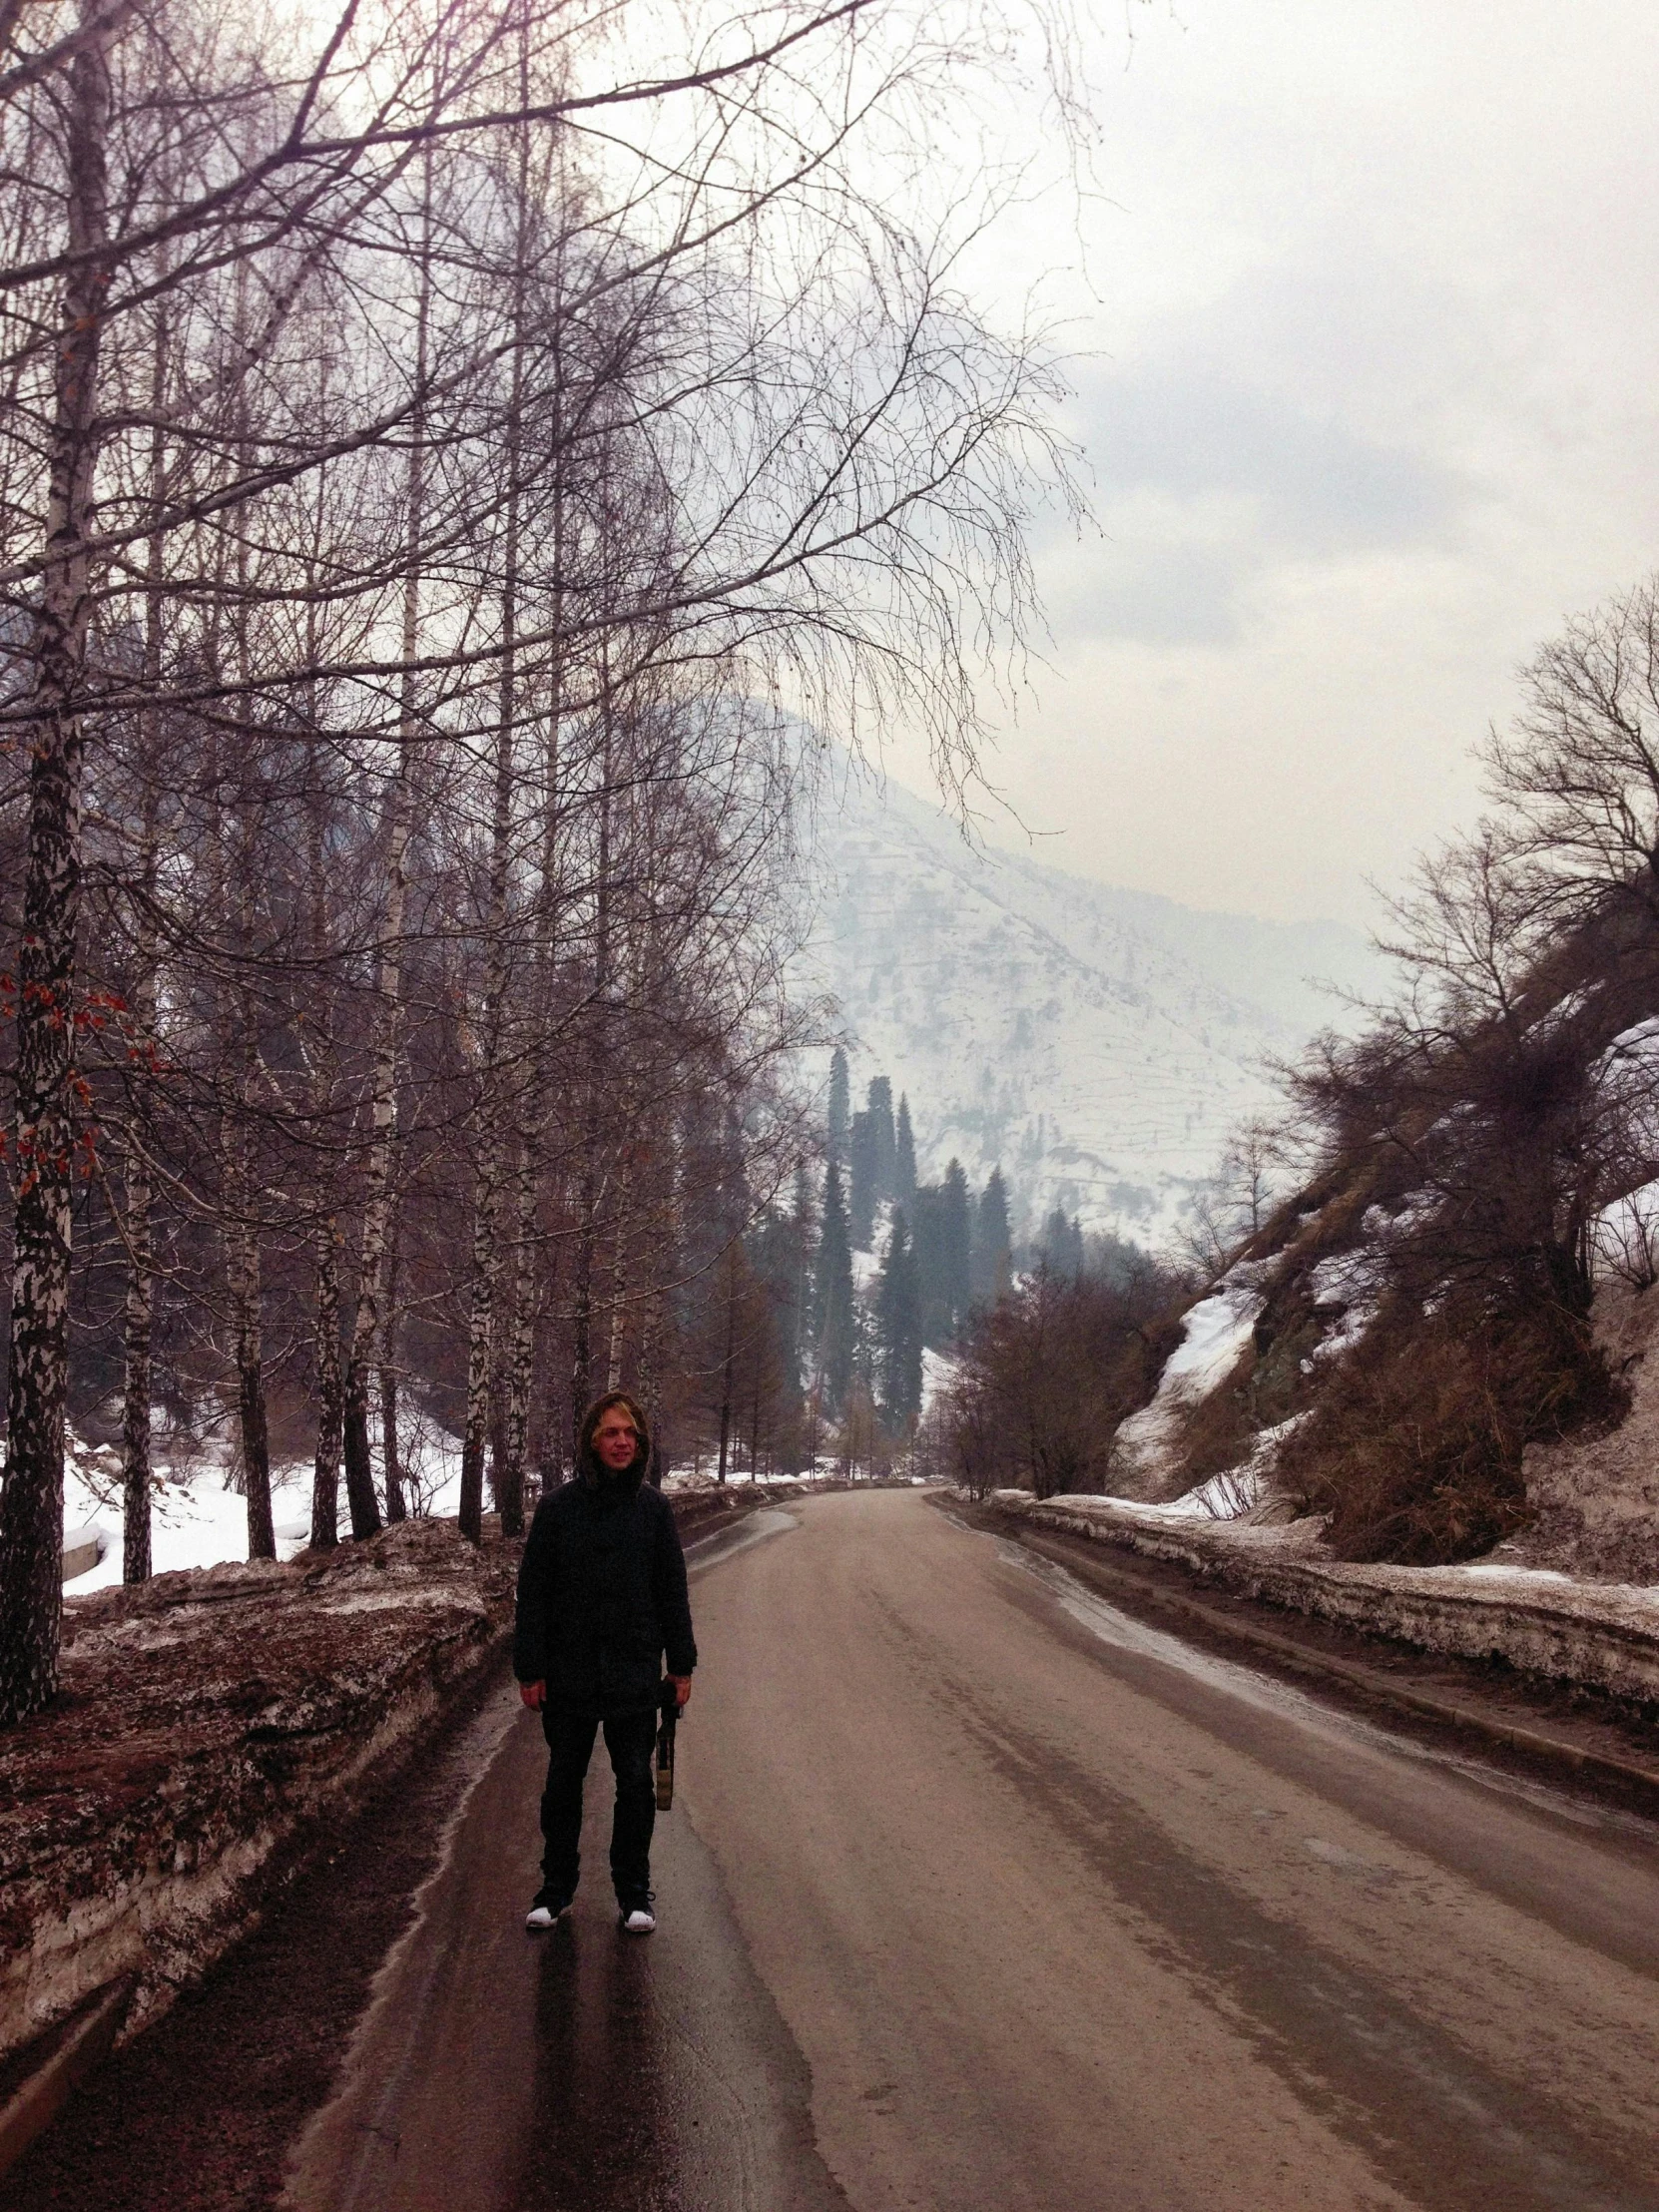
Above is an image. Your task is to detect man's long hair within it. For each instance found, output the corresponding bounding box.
[576,1390,653,1485]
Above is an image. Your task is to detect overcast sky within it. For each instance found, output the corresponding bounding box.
[882,1,1659,928]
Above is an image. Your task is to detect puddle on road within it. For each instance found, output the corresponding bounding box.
[984,1529,1656,1844]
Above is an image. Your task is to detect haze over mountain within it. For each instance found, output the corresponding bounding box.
[798,763,1388,1248]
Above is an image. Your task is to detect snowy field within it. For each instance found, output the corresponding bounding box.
[60,1405,472,1590]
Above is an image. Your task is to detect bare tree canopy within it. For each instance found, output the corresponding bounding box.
[0,0,1085,1720]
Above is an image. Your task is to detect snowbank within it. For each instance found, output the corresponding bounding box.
[60,1409,471,1588]
[2,1518,518,2073]
[988,1490,1659,1711]
[1104,1416,1307,1524]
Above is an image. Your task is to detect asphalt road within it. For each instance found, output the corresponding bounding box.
[283,1490,1659,2212]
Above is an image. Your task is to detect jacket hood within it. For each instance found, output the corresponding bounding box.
[575,1391,654,1490]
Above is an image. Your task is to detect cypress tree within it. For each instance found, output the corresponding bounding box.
[972,1168,1012,1304]
[1039,1206,1070,1277]
[867,1076,895,1201]
[875,1208,923,1430]
[828,1046,850,1170]
[940,1158,973,1337]
[895,1094,917,1211]
[815,1160,855,1412]
[1064,1211,1085,1279]
[848,1109,876,1250]
[912,1182,944,1347]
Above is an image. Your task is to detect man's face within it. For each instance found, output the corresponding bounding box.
[593,1409,641,1472]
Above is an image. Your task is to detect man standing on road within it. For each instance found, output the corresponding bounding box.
[514,1391,696,1935]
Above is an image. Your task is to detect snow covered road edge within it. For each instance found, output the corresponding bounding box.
[986,1491,1659,1709]
[0,1520,520,2075]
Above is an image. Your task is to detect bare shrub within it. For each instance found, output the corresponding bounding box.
[938,1263,1187,1501]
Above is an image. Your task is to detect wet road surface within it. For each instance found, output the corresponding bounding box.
[285,1490,1659,2212]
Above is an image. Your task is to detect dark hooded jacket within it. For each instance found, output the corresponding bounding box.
[513,1437,696,1719]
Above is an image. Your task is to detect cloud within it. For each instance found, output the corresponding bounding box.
[1085,365,1454,551]
[1043,360,1462,647]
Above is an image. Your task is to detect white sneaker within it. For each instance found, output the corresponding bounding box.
[619,1900,656,1934]
[525,1891,571,1931]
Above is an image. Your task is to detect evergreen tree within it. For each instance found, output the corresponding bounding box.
[972,1168,1012,1304]
[1038,1206,1085,1281]
[912,1182,945,1346]
[814,1160,856,1412]
[939,1159,973,1336]
[875,1209,923,1430]
[895,1094,917,1211]
[868,1076,896,1201]
[848,1109,876,1249]
[789,1159,818,1385]
[750,1186,814,1406]
[828,1047,850,1170]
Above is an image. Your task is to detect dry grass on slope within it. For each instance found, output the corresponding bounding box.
[1273,1295,1627,1566]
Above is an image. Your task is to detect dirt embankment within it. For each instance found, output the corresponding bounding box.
[1,1517,520,2073]
[1510,1276,1659,1584]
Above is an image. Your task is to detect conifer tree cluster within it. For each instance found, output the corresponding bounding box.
[801,1050,1014,1441]
[662,1050,1112,1484]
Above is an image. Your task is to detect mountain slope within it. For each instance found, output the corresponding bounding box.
[798,763,1383,1246]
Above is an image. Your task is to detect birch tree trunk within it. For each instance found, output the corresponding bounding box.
[226,1087,276,1559]
[717,1247,738,1486]
[302,549,342,1550]
[0,5,114,1721]
[568,1166,596,1460]
[120,1147,155,1583]
[120,833,160,1581]
[567,708,612,1459]
[494,1126,537,1535]
[121,357,168,1587]
[605,1148,635,1391]
[457,92,531,1545]
[457,1114,505,1540]
[379,1219,406,1522]
[637,1282,666,1488]
[341,158,435,1541]
[310,1218,343,1549]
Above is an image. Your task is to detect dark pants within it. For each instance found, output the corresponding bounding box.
[540,1706,657,1904]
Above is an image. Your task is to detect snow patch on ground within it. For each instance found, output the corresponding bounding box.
[920,1346,959,1415]
[60,1403,471,1587]
[1061,1413,1306,1526]
[1111,1286,1264,1491]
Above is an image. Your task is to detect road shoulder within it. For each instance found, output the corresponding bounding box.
[952,1495,1659,1818]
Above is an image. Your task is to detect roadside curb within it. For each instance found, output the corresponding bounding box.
[0,1976,134,2181]
[980,1506,1659,1809]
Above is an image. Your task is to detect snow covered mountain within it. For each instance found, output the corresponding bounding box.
[796,762,1385,1248]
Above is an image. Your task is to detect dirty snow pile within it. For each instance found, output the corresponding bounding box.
[6,1516,518,2071]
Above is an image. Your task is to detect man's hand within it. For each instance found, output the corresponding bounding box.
[668,1674,693,1712]
[519,1680,546,1711]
